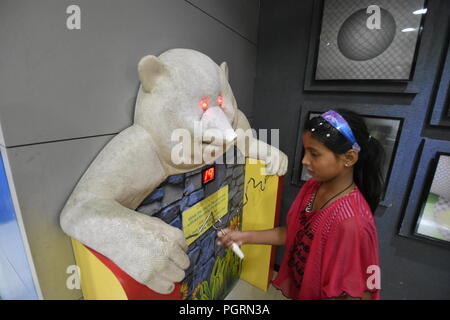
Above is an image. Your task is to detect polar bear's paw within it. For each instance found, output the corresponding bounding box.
[263,147,288,176]
[124,220,190,294]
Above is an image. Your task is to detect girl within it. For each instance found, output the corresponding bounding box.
[218,109,385,300]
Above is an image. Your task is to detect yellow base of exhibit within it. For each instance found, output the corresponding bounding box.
[71,238,127,300]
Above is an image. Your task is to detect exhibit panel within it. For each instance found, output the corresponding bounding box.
[69,153,283,300]
[1,44,288,300]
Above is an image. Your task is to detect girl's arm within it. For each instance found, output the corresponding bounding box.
[217,227,286,247]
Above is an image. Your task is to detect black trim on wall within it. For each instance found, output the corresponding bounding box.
[184,0,258,46]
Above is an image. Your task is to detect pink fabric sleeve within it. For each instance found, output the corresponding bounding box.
[320,216,380,299]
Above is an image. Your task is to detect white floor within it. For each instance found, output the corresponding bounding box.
[225,272,289,300]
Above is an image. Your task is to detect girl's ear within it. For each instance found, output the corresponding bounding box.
[343,150,359,167]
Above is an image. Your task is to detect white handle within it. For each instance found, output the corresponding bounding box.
[231,242,245,259]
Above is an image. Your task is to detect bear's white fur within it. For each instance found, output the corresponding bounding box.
[60,49,287,294]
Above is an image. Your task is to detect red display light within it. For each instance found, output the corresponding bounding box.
[202,167,215,184]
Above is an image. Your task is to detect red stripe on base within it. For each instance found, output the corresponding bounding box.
[86,246,182,300]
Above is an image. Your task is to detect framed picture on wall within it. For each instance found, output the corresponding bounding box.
[414,153,450,245]
[428,35,450,127]
[297,111,402,200]
[315,0,426,80]
[303,0,429,93]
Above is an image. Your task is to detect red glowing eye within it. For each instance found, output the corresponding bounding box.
[217,95,224,106]
[200,97,209,110]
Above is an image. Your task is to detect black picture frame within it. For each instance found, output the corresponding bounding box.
[304,0,428,93]
[413,152,450,246]
[398,139,450,250]
[291,107,403,206]
[428,27,450,127]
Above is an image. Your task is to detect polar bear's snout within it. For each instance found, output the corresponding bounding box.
[201,106,237,146]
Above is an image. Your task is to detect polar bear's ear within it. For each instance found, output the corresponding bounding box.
[138,55,168,93]
[220,61,229,81]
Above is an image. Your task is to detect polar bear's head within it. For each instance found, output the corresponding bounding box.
[134,49,239,172]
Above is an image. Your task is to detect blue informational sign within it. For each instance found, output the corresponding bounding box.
[0,153,38,299]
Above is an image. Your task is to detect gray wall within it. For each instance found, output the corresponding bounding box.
[0,0,259,299]
[254,0,450,299]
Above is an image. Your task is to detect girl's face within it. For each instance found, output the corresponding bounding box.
[301,131,347,182]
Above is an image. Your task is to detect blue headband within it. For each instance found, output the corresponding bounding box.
[320,110,361,152]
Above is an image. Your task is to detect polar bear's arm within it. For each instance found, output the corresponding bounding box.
[60,125,189,293]
[63,125,166,209]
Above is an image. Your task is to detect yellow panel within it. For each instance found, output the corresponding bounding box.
[183,185,228,245]
[71,239,127,300]
[240,159,280,291]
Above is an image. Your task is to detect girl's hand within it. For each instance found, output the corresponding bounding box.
[217,228,247,248]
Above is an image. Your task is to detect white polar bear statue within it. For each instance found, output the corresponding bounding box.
[60,48,288,294]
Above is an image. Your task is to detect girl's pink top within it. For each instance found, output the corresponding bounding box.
[272,178,380,300]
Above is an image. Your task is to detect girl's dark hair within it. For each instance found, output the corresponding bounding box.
[304,109,386,213]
